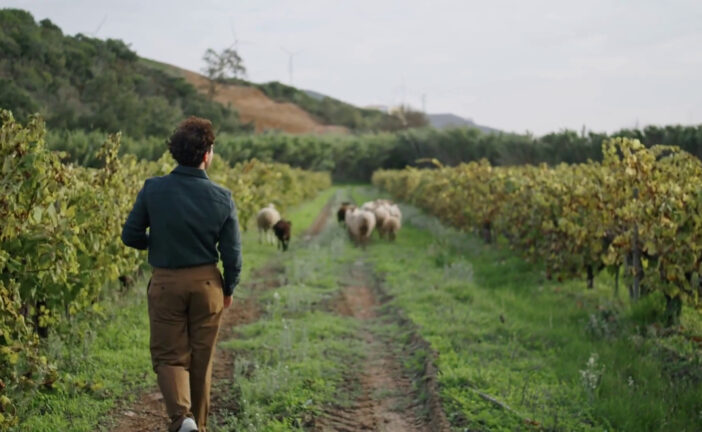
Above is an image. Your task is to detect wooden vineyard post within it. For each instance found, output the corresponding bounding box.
[587,265,595,289]
[482,221,492,244]
[631,187,643,301]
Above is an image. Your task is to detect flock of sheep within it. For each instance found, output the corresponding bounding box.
[255,198,403,252]
[338,199,403,246]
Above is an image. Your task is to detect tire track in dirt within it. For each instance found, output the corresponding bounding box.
[304,198,333,239]
[316,261,447,432]
[109,196,334,431]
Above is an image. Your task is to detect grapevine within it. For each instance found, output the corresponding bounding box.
[0,110,330,427]
[374,138,702,318]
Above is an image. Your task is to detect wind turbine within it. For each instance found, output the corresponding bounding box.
[90,14,108,37]
[227,18,255,79]
[280,46,302,86]
[229,18,255,53]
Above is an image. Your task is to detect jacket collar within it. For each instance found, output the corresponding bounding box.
[172,165,209,179]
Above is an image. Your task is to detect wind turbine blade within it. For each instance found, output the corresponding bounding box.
[92,14,108,36]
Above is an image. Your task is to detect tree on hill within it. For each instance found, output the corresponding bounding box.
[202,47,246,98]
[388,105,429,130]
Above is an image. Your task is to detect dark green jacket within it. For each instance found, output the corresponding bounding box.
[121,165,242,295]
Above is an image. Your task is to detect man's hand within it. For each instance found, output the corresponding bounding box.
[223,295,233,309]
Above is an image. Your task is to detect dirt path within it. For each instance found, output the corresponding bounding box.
[304,198,333,239]
[315,261,444,432]
[109,194,448,431]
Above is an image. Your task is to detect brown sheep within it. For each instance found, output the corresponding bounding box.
[273,219,292,251]
[337,202,354,225]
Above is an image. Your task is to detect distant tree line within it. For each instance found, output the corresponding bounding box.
[45,123,702,181]
[215,124,702,180]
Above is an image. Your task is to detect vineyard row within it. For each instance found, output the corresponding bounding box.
[373,138,702,320]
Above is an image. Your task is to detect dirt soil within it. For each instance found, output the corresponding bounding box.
[304,199,334,239]
[317,262,449,432]
[178,69,347,135]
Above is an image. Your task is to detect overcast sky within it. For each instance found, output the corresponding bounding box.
[5,0,702,134]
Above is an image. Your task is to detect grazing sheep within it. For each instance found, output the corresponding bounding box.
[273,219,292,251]
[344,205,357,226]
[257,204,281,244]
[373,205,390,236]
[360,201,378,212]
[387,203,402,223]
[379,215,401,241]
[337,202,354,225]
[361,199,393,212]
[345,207,376,247]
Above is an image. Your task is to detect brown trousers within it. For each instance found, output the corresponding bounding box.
[148,264,224,432]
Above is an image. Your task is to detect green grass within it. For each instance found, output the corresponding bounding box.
[17,287,152,432]
[14,187,336,432]
[18,185,702,431]
[353,185,702,431]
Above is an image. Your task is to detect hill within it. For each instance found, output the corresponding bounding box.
[303,89,327,101]
[427,113,500,133]
[0,9,245,137]
[149,61,346,134]
[0,8,430,137]
[251,81,407,131]
[156,60,427,133]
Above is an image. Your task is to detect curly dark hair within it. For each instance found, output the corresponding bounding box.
[167,116,215,167]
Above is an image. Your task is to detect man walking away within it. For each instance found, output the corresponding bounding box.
[121,117,242,432]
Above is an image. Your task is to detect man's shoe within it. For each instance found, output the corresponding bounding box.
[177,417,198,432]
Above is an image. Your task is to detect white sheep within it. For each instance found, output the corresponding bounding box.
[345,207,376,247]
[256,204,281,245]
[343,205,357,225]
[360,201,377,212]
[387,203,402,223]
[361,199,394,213]
[379,215,401,241]
[373,205,390,236]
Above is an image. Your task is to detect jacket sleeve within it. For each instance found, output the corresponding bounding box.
[218,195,243,296]
[121,180,150,250]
